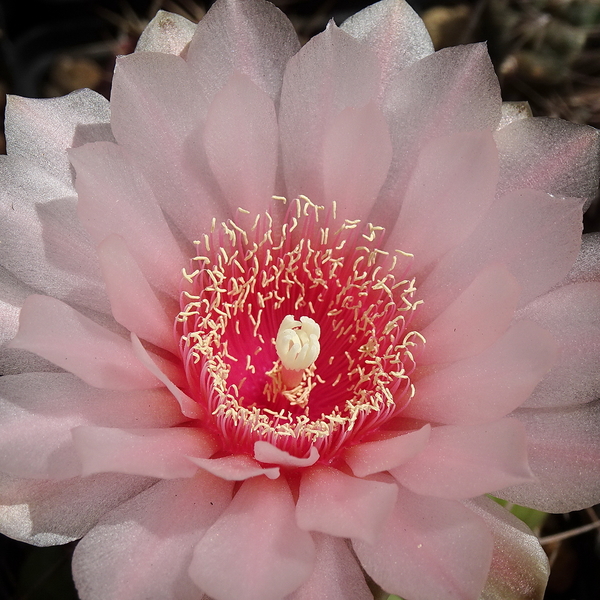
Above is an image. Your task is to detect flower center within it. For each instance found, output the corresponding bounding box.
[176,196,424,464]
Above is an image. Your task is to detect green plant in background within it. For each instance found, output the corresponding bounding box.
[421,0,600,126]
[486,0,600,124]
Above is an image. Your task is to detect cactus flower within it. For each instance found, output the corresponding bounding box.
[1,1,599,599]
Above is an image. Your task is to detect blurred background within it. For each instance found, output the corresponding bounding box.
[0,0,599,598]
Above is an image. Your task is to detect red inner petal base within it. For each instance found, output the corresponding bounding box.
[177,196,424,464]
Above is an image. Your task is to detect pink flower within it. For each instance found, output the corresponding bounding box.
[1,0,599,599]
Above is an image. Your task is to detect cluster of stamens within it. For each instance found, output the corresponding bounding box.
[176,196,424,464]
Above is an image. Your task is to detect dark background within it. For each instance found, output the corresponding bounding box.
[0,0,599,598]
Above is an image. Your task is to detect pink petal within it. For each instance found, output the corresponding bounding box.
[387,130,499,271]
[204,73,278,217]
[5,89,111,185]
[130,333,200,418]
[0,297,57,385]
[72,473,233,600]
[189,455,279,481]
[495,117,600,207]
[417,190,584,323]
[0,372,184,479]
[344,425,431,477]
[0,157,109,314]
[391,419,534,499]
[384,42,501,141]
[189,477,315,600]
[296,466,398,544]
[110,52,224,238]
[110,52,203,155]
[340,0,434,96]
[0,274,58,375]
[376,43,500,224]
[420,264,520,364]
[254,441,319,467]
[0,270,31,345]
[98,235,178,354]
[466,496,549,600]
[0,349,55,378]
[353,486,493,600]
[72,426,215,479]
[71,141,186,295]
[280,23,380,205]
[186,0,300,103]
[520,282,600,407]
[497,401,600,512]
[288,533,372,600]
[562,232,600,284]
[135,11,197,55]
[0,471,154,546]
[406,320,557,425]
[0,353,60,382]
[9,295,163,390]
[322,102,393,222]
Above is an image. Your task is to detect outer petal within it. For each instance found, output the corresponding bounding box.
[340,0,434,95]
[72,473,233,600]
[353,486,493,600]
[405,321,557,425]
[0,471,154,546]
[0,157,109,314]
[110,52,223,237]
[562,232,600,284]
[2,93,113,314]
[390,419,533,499]
[0,307,60,379]
[135,10,196,55]
[417,190,584,323]
[0,268,33,347]
[110,53,203,155]
[495,117,600,206]
[9,295,165,390]
[387,130,499,271]
[72,426,215,479]
[5,90,112,185]
[288,533,373,600]
[296,466,398,544]
[189,476,315,600]
[0,373,184,479]
[0,347,55,377]
[466,496,549,600]
[520,282,600,407]
[71,141,186,295]
[497,400,600,512]
[204,73,278,217]
[376,43,501,224]
[420,264,520,364]
[280,23,380,205]
[186,0,300,102]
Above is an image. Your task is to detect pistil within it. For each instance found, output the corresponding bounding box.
[275,315,321,388]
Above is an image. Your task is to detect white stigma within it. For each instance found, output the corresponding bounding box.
[276,315,321,371]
